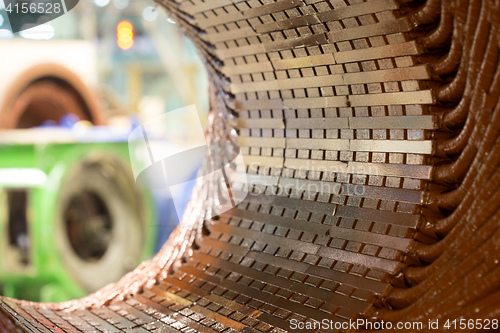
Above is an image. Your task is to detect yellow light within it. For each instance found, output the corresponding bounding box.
[117,21,132,31]
[117,20,134,50]
[118,39,133,50]
[118,28,132,35]
[119,34,132,43]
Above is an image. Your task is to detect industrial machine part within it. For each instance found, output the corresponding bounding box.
[0,129,157,302]
[0,51,189,301]
[1,0,499,331]
[0,40,104,128]
[0,40,176,302]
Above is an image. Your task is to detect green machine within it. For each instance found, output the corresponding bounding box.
[0,127,157,302]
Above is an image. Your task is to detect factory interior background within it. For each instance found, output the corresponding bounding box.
[0,0,209,302]
[1,0,500,331]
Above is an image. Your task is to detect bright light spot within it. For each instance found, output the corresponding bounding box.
[94,0,110,7]
[118,39,133,50]
[119,34,132,43]
[142,6,158,22]
[0,29,13,38]
[113,0,129,9]
[0,15,4,27]
[117,20,134,50]
[118,27,132,35]
[19,24,55,40]
[117,21,133,31]
[0,169,47,186]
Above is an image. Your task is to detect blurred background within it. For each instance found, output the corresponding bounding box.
[0,0,208,302]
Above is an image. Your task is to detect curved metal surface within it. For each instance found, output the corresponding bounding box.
[1,0,499,331]
[0,63,105,129]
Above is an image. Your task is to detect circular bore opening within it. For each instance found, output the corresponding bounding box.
[57,157,145,293]
[64,190,113,262]
[15,79,92,129]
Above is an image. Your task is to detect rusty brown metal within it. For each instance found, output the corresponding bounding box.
[1,0,499,331]
[0,63,105,129]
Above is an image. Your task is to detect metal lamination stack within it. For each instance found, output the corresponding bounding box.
[1,0,499,332]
